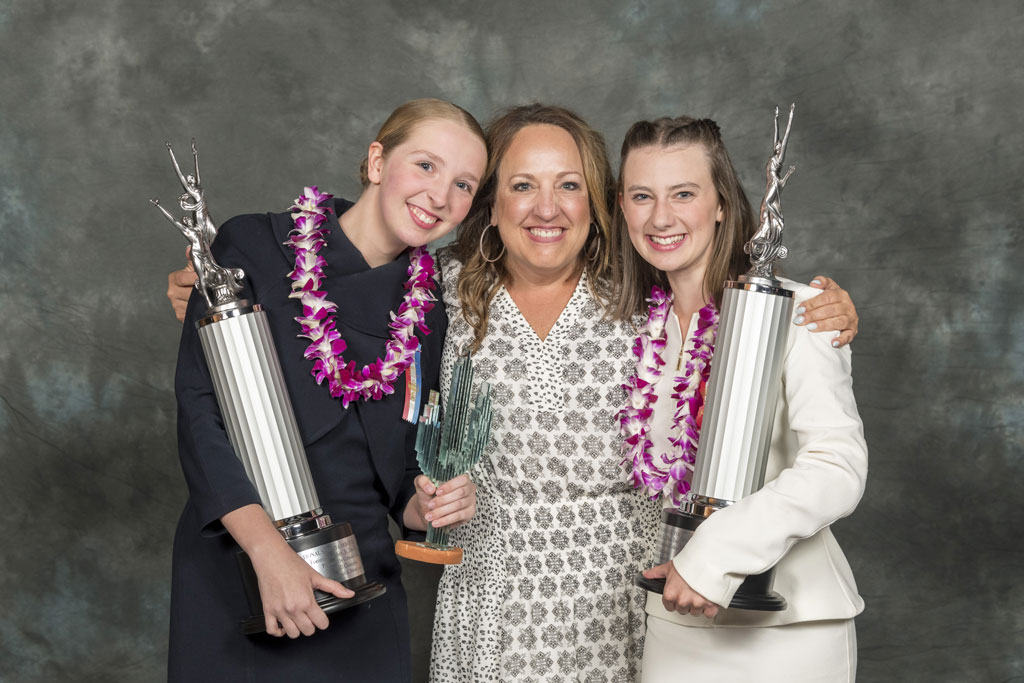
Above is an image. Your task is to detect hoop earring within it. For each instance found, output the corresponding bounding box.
[479,224,506,264]
[586,224,602,263]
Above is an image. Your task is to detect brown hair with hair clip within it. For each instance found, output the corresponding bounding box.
[611,116,755,320]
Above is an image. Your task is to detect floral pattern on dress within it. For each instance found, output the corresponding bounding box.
[429,250,660,682]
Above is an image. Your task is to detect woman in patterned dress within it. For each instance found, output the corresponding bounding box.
[429,105,659,682]
[428,104,860,682]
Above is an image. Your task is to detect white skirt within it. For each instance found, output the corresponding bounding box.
[642,615,857,682]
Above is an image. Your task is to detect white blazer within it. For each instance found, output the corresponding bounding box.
[646,281,868,628]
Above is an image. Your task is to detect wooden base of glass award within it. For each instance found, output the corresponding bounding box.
[394,540,463,565]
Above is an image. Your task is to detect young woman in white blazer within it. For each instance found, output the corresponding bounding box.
[613,115,867,682]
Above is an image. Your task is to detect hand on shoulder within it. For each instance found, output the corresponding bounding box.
[793,275,859,348]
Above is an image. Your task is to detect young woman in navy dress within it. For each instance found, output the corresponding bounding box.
[168,99,487,682]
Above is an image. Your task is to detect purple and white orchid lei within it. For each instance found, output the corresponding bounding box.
[285,186,436,408]
[617,286,672,496]
[617,285,719,505]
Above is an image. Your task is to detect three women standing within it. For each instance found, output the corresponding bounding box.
[164,101,863,682]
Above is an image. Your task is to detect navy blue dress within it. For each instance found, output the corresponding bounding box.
[169,198,445,682]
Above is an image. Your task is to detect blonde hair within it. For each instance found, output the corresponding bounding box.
[450,104,617,351]
[612,116,755,320]
[359,98,485,187]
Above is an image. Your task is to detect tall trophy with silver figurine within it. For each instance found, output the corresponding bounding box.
[636,105,799,611]
[152,140,386,635]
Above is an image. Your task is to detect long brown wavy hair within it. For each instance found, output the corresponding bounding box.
[612,116,755,320]
[450,104,617,350]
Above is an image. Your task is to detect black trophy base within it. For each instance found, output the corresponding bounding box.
[726,570,787,611]
[239,580,387,636]
[636,574,669,594]
[236,519,387,635]
[635,508,787,612]
[634,570,786,611]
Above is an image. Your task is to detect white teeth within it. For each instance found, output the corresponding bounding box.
[529,227,563,238]
[410,206,438,224]
[650,234,685,245]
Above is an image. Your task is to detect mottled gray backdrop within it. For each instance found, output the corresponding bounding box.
[1,1,1021,681]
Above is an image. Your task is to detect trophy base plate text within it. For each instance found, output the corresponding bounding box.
[239,581,387,635]
[394,539,463,565]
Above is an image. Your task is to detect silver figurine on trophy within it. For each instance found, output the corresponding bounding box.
[637,105,798,611]
[152,141,385,635]
[395,353,492,565]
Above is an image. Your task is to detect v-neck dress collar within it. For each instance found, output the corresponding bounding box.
[493,271,590,412]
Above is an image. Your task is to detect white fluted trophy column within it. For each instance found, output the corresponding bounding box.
[691,280,792,504]
[198,307,319,521]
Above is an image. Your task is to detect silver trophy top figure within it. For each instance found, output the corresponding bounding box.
[151,140,245,311]
[744,104,796,280]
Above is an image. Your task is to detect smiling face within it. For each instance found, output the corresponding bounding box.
[367,117,487,253]
[619,143,723,283]
[491,124,592,283]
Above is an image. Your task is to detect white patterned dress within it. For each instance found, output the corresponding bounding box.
[429,250,661,683]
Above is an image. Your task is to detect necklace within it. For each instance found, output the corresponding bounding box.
[618,285,718,504]
[285,186,436,408]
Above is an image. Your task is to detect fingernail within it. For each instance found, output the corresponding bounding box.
[807,322,818,330]
[811,279,822,285]
[424,513,432,521]
[832,340,840,347]
[793,315,804,324]
[795,306,805,315]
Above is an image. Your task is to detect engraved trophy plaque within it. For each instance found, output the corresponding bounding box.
[153,141,385,635]
[637,106,799,611]
[395,353,492,564]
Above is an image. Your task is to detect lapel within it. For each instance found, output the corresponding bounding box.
[265,198,446,496]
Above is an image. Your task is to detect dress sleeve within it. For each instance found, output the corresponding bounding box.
[173,214,273,536]
[673,285,869,606]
